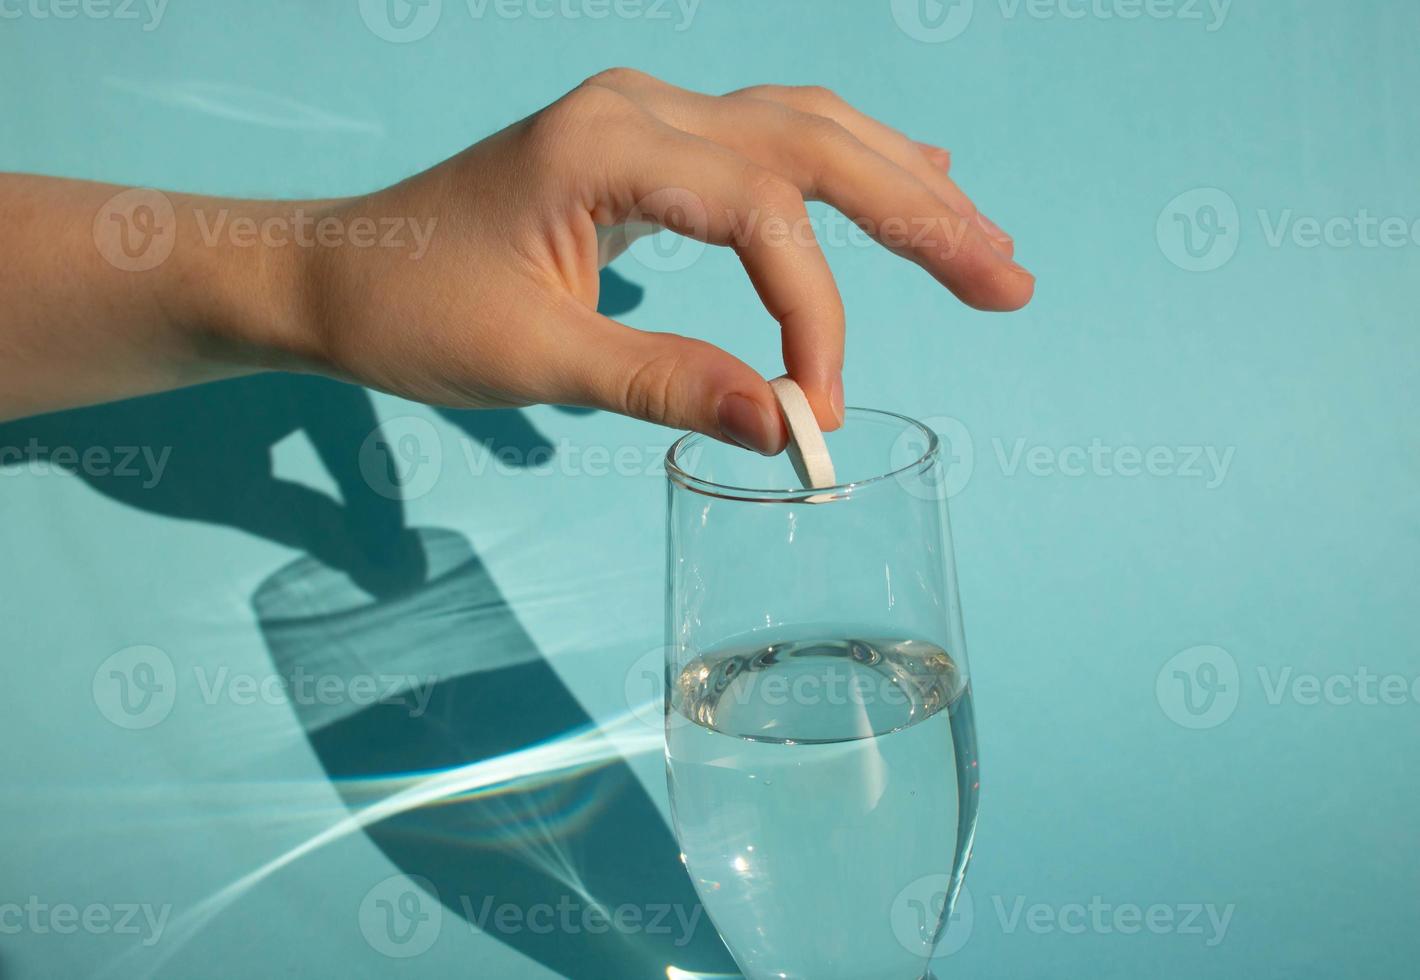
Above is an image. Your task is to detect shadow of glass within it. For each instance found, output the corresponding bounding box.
[253,527,737,978]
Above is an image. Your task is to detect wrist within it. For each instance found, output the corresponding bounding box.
[167,195,344,376]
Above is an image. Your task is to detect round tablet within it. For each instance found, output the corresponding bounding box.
[768,376,837,490]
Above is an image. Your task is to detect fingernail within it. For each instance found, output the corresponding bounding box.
[915,141,951,171]
[830,376,845,427]
[716,393,778,456]
[974,211,1012,246]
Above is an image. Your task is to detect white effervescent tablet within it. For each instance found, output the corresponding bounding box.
[768,376,837,491]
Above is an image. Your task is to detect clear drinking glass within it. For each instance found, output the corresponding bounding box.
[663,408,980,980]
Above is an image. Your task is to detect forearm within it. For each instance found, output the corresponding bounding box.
[0,174,320,421]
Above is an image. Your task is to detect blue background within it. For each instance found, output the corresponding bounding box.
[2,1,1417,977]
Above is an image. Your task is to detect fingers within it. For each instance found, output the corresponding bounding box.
[590,114,846,430]
[735,85,1016,258]
[585,71,1032,312]
[549,301,788,455]
[910,140,1013,252]
[709,92,1032,311]
[914,140,952,173]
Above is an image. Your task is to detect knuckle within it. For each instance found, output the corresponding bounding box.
[528,84,640,158]
[742,167,802,214]
[583,66,654,90]
[561,79,638,120]
[791,84,844,115]
[729,83,848,122]
[621,349,685,423]
[728,82,782,100]
[793,114,856,195]
[798,111,853,151]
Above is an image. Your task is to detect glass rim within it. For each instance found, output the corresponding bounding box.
[664,406,941,503]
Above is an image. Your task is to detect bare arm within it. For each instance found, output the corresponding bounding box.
[0,175,316,420]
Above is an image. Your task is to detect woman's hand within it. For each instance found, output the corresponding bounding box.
[0,70,1033,444]
[304,70,1033,454]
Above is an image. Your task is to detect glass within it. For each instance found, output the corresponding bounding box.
[663,408,980,980]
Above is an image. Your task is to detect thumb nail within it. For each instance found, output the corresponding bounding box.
[830,376,845,427]
[716,393,778,455]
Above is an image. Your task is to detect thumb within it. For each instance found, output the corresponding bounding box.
[550,306,788,455]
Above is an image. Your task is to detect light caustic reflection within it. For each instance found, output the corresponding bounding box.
[99,707,668,978]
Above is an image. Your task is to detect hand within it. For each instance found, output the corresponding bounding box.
[298,69,1033,454]
[0,70,1033,439]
